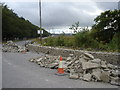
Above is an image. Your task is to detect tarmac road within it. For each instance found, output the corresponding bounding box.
[2,41,119,88]
[0,44,2,89]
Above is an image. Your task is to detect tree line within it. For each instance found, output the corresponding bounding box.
[2,4,50,41]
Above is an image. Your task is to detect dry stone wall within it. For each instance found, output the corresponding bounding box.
[27,44,120,65]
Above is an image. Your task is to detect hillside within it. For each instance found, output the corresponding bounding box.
[2,4,50,41]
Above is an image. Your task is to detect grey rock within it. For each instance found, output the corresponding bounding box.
[100,71,110,83]
[111,70,119,77]
[91,59,101,64]
[82,61,100,70]
[66,57,72,61]
[83,56,91,61]
[84,53,94,60]
[107,64,117,69]
[79,57,87,63]
[101,61,107,69]
[3,41,28,53]
[79,73,83,80]
[92,69,102,81]
[37,61,44,67]
[83,73,92,81]
[69,54,74,57]
[29,59,35,62]
[69,73,79,79]
[110,76,120,85]
[29,52,120,85]
[7,40,13,44]
[36,58,42,62]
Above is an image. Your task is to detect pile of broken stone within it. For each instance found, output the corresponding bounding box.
[29,52,120,86]
[2,41,26,53]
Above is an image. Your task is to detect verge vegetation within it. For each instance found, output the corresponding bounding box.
[34,9,120,52]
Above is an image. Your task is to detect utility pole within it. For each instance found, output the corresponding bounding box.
[39,0,42,41]
[118,1,120,10]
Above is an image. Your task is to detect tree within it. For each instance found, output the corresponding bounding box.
[92,10,120,43]
[2,4,50,41]
[69,21,80,33]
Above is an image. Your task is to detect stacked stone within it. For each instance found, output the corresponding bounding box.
[2,41,26,53]
[29,53,120,86]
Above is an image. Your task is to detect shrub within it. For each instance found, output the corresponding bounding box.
[74,30,99,48]
[107,32,120,52]
[64,36,75,47]
[43,36,55,46]
[54,36,65,46]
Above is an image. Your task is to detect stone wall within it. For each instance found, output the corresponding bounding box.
[27,44,120,65]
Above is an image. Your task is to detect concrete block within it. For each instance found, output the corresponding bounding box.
[82,61,100,70]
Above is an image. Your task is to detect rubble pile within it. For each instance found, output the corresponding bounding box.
[29,53,120,86]
[2,41,26,53]
[29,55,60,69]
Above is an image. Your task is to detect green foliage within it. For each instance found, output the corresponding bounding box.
[2,4,50,41]
[42,30,51,37]
[92,10,120,43]
[44,37,55,46]
[54,36,64,46]
[64,36,75,47]
[107,32,120,52]
[43,35,65,46]
[69,21,80,33]
[74,30,99,48]
[35,9,119,52]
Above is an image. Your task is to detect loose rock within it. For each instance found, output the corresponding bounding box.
[29,52,119,86]
[2,40,28,53]
[83,73,92,82]
[100,70,110,83]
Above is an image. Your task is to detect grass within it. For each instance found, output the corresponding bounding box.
[32,36,119,53]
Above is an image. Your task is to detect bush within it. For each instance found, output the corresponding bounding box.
[54,36,65,46]
[64,36,75,47]
[43,37,55,46]
[74,30,99,48]
[41,30,119,52]
[107,32,120,52]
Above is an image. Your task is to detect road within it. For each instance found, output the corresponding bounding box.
[0,44,2,89]
[2,41,119,88]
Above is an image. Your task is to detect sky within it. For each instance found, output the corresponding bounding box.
[1,0,119,34]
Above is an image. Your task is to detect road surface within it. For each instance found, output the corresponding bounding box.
[0,44,2,89]
[2,41,119,88]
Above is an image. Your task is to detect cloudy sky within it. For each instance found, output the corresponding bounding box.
[1,0,119,33]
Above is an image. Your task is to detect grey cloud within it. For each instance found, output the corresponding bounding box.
[41,2,99,28]
[95,2,118,10]
[5,1,117,30]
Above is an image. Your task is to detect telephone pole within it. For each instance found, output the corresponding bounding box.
[39,0,42,41]
[118,1,120,10]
